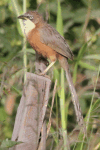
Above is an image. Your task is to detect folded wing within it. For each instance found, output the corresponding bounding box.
[38,24,74,60]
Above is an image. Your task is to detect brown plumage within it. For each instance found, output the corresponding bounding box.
[18,11,86,134]
[18,11,73,63]
[27,27,58,62]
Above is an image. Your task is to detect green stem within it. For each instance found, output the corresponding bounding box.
[23,0,27,83]
[56,1,68,149]
[60,68,68,150]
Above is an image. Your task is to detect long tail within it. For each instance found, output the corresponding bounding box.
[59,57,86,134]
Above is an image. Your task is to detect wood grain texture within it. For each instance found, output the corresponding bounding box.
[9,72,51,150]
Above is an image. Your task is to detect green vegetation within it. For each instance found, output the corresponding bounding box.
[0,0,100,149]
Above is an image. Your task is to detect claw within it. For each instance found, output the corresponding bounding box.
[36,72,50,79]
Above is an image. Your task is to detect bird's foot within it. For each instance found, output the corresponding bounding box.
[38,72,45,76]
[36,72,50,79]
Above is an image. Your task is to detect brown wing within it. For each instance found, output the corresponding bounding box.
[38,23,74,60]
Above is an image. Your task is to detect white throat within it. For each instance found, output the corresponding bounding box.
[23,19,36,36]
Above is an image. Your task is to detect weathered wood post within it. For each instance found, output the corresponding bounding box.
[9,55,51,150]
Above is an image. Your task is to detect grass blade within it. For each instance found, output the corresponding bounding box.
[56,1,68,150]
[23,0,27,83]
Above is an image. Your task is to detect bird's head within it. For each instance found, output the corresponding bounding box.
[18,11,44,35]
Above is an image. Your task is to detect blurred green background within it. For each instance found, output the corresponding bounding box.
[0,0,100,149]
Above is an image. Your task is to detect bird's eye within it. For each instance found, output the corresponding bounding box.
[30,16,33,20]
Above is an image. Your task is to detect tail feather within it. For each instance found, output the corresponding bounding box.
[59,57,86,135]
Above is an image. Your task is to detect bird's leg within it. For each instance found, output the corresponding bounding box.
[38,61,55,76]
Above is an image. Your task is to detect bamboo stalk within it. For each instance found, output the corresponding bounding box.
[56,1,69,150]
[23,0,27,83]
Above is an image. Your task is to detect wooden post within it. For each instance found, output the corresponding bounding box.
[9,56,51,150]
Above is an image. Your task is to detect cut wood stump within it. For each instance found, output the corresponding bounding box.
[9,73,51,150]
[9,55,51,150]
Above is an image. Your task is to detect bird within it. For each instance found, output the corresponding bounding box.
[18,11,85,133]
[18,11,74,75]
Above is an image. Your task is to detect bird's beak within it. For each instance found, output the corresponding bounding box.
[18,15,27,20]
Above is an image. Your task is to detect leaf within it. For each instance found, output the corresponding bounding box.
[0,108,7,122]
[62,7,74,20]
[77,43,87,60]
[91,10,100,18]
[94,28,100,36]
[0,148,8,150]
[73,8,87,23]
[0,51,18,63]
[0,8,7,23]
[19,48,35,54]
[91,99,100,114]
[56,1,63,36]
[64,20,74,32]
[0,140,23,148]
[11,86,22,95]
[53,67,60,86]
[10,0,23,36]
[91,1,100,9]
[82,0,88,6]
[79,61,97,71]
[84,54,100,60]
[49,1,57,15]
